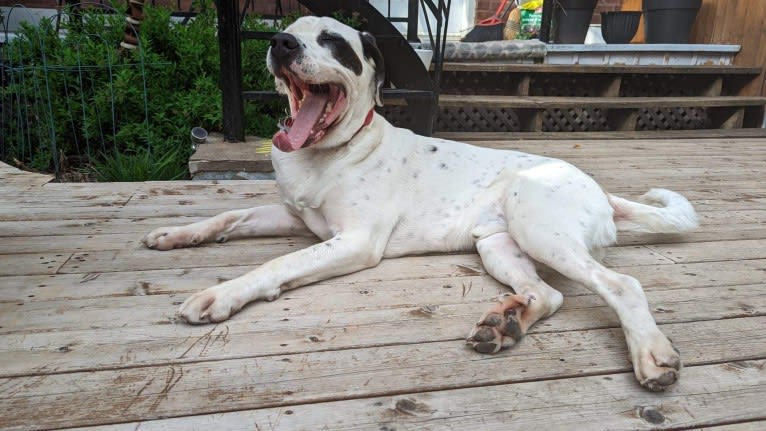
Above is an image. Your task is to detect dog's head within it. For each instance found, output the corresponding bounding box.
[267,16,385,152]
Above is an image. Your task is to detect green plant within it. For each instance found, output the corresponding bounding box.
[1,1,285,180]
[331,10,368,30]
[91,147,187,182]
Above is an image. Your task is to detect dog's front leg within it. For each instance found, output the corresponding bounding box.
[178,232,385,323]
[142,205,311,250]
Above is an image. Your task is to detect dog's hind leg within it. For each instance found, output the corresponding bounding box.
[467,232,564,354]
[142,205,311,250]
[522,236,681,391]
[503,165,680,391]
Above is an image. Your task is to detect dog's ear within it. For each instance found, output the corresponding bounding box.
[359,31,385,107]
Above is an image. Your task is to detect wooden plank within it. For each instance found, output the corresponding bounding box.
[64,361,766,431]
[438,63,762,75]
[437,95,766,109]
[0,233,142,254]
[516,74,531,96]
[0,216,210,237]
[0,203,254,222]
[648,238,766,263]
[2,189,764,237]
[603,75,622,97]
[3,252,765,304]
[1,213,761,255]
[52,243,673,275]
[0,252,72,276]
[7,174,764,223]
[189,141,273,176]
[1,283,762,376]
[0,162,53,187]
[0,210,766,255]
[0,253,490,302]
[704,76,724,97]
[0,232,314,254]
[0,317,762,430]
[37,180,280,195]
[435,128,766,141]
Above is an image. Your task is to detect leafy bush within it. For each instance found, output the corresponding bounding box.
[0,1,284,181]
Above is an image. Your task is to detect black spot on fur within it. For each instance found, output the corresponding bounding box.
[360,32,385,105]
[318,30,362,75]
[428,145,438,152]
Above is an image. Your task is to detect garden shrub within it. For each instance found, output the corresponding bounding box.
[0,1,284,181]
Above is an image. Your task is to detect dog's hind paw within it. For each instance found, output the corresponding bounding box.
[466,293,531,354]
[635,335,682,391]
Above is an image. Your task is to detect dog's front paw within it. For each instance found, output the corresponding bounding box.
[634,334,682,391]
[142,226,204,250]
[178,286,244,324]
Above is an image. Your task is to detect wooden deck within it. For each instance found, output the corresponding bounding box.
[1,137,765,430]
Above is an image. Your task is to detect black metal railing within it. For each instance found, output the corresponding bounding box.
[215,0,451,141]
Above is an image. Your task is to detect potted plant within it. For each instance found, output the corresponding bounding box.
[553,0,598,44]
[643,0,702,43]
[601,11,642,44]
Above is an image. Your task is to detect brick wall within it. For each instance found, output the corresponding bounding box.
[475,0,625,25]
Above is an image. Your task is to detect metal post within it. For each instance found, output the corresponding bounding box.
[215,0,245,142]
[407,0,419,42]
[539,0,554,43]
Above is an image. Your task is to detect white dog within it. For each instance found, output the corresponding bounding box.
[143,16,698,391]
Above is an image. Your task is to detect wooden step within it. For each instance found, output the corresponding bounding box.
[434,64,761,99]
[436,95,766,109]
[438,63,762,75]
[436,128,766,142]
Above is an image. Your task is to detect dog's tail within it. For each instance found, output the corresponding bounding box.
[608,188,698,233]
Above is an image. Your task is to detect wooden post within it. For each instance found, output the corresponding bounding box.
[215,0,246,142]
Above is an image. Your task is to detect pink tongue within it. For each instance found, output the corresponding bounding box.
[272,92,328,152]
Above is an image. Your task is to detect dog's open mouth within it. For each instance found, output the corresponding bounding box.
[272,72,348,152]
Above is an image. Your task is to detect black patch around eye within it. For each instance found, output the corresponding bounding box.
[317,30,362,76]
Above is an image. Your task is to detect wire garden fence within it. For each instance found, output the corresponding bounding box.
[0,2,165,179]
[1,1,281,181]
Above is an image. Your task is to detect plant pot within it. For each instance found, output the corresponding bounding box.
[554,0,598,44]
[643,0,701,43]
[601,11,641,44]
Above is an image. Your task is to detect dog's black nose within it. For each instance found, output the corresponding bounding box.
[270,33,300,60]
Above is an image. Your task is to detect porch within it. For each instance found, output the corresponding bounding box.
[1,135,764,430]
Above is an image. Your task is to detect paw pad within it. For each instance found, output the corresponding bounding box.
[467,295,530,354]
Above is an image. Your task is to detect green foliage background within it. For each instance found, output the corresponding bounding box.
[0,1,284,181]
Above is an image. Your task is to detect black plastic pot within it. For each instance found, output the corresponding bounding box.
[554,0,598,44]
[601,11,642,44]
[643,0,702,43]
